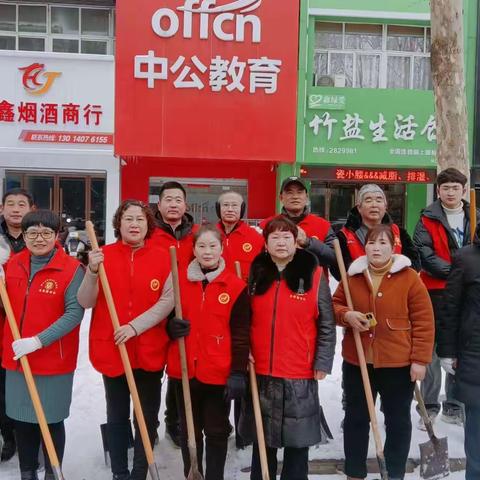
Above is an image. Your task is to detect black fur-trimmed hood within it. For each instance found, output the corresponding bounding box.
[248,249,319,296]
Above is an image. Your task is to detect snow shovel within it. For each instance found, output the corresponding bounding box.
[169,246,204,480]
[0,277,66,480]
[235,262,270,480]
[85,221,160,480]
[333,239,389,480]
[415,383,450,479]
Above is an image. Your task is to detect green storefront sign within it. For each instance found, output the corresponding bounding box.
[304,87,437,167]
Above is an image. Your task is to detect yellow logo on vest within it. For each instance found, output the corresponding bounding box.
[218,293,230,305]
[289,293,307,302]
[242,242,253,253]
[39,279,58,295]
[150,279,160,291]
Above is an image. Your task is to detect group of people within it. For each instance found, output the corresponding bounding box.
[0,166,478,480]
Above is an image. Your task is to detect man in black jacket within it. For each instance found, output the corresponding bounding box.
[437,224,480,480]
[0,188,34,461]
[332,184,420,281]
[414,168,480,426]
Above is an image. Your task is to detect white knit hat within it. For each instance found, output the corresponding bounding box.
[356,184,387,205]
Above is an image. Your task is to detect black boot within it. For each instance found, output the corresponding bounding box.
[1,436,16,461]
[113,474,131,480]
[106,422,131,478]
[165,422,181,448]
[20,472,39,480]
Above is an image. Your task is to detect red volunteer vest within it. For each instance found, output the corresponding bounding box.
[419,217,452,290]
[167,268,245,385]
[2,248,81,375]
[89,240,171,377]
[341,223,402,260]
[150,226,198,270]
[217,221,264,282]
[250,267,322,379]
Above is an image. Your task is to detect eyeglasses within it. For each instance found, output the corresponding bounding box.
[24,229,55,240]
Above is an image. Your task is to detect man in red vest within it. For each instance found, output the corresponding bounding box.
[0,188,35,462]
[216,191,264,282]
[414,168,480,427]
[151,181,198,448]
[260,177,337,269]
[332,184,420,280]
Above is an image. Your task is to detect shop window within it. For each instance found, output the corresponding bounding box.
[81,8,110,36]
[18,5,46,33]
[51,7,79,35]
[0,3,16,31]
[53,38,79,53]
[0,35,15,50]
[345,24,382,51]
[387,56,411,89]
[387,25,424,52]
[18,37,45,52]
[81,40,107,55]
[313,22,432,91]
[0,2,114,55]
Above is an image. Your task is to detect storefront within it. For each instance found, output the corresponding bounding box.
[291,0,478,233]
[115,0,301,221]
[0,50,118,243]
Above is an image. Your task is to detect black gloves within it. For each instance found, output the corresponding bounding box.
[166,317,191,340]
[224,371,247,402]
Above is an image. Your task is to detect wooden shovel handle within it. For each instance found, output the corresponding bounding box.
[234,261,269,480]
[85,221,156,469]
[470,188,477,243]
[333,240,386,464]
[169,247,201,474]
[0,279,64,478]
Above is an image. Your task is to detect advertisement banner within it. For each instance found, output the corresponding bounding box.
[304,87,437,168]
[0,52,114,151]
[115,0,300,162]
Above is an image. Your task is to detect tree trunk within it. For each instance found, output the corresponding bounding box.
[430,0,470,178]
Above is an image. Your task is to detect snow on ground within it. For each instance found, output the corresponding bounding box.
[1,304,467,480]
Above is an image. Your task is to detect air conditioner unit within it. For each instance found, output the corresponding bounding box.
[316,75,335,87]
[334,74,346,87]
[316,74,346,88]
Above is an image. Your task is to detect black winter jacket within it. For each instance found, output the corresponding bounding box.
[154,211,195,240]
[437,229,480,407]
[331,207,420,280]
[0,217,25,253]
[413,199,479,281]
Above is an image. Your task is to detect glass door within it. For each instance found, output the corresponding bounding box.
[5,172,107,245]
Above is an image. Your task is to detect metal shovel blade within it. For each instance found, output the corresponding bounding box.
[419,435,450,479]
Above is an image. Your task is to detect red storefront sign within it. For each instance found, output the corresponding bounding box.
[115,0,300,162]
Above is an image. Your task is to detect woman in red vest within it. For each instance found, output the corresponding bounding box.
[2,210,84,480]
[166,223,250,480]
[77,200,173,480]
[248,215,336,480]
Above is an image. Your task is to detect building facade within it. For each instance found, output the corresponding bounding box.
[0,0,117,242]
[284,0,478,232]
